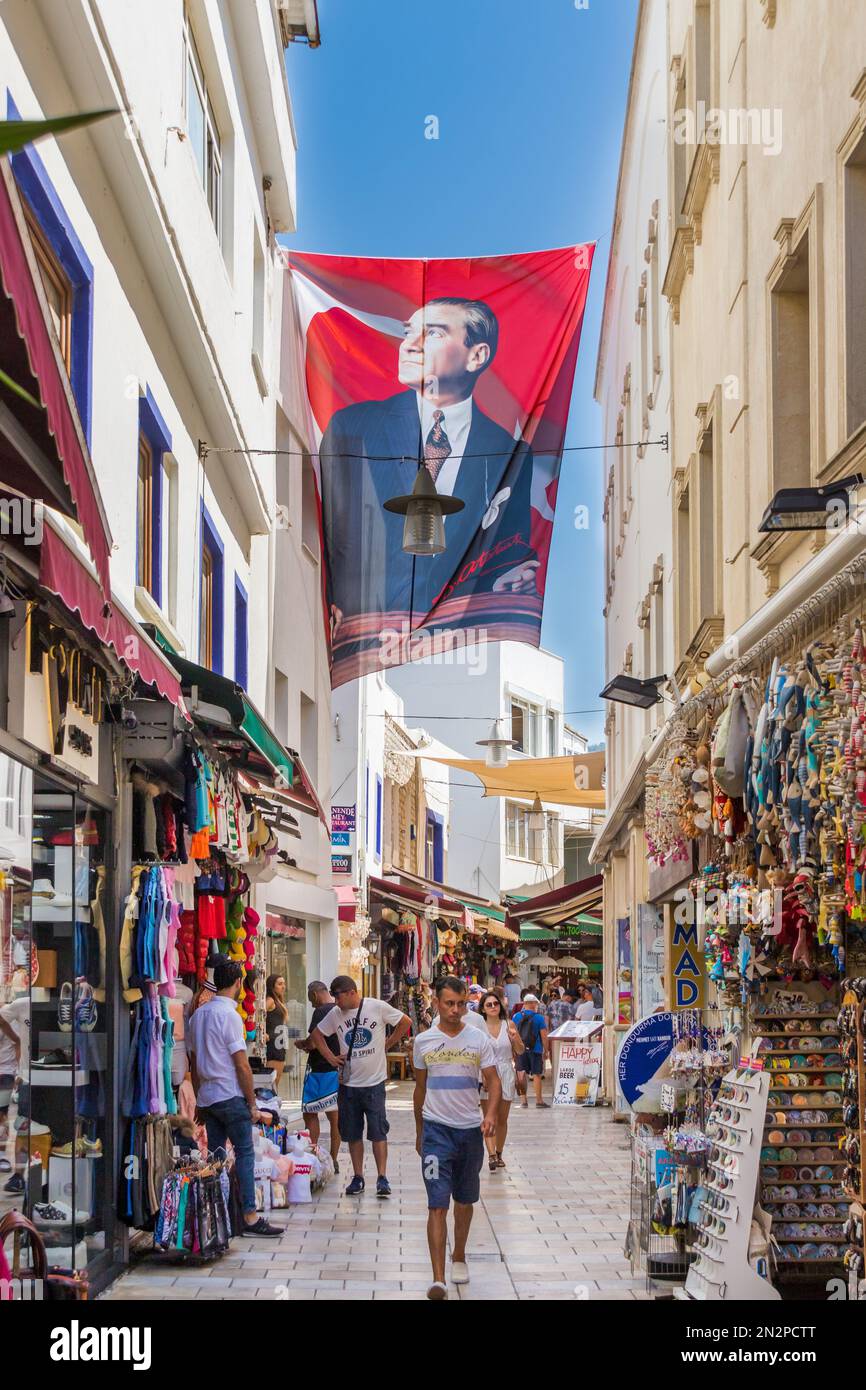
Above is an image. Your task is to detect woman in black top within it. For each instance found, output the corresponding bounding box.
[265,974,288,1084]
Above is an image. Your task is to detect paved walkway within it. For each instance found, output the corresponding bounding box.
[102,1083,648,1301]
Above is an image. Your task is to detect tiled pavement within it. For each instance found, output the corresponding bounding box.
[102,1082,650,1302]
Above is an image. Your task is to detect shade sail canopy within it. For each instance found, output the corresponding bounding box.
[39,515,186,708]
[506,873,603,930]
[416,751,605,808]
[0,162,111,592]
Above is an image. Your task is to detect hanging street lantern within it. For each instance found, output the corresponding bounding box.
[476,717,516,768]
[383,466,465,556]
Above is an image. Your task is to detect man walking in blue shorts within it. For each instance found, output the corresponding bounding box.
[413,976,501,1301]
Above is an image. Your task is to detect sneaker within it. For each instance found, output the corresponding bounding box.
[241,1217,282,1238]
[33,1201,90,1226]
[3,1173,24,1194]
[376,1176,391,1199]
[345,1175,365,1197]
[57,982,73,1033]
[74,980,97,1033]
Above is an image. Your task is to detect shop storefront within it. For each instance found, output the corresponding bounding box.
[619,586,866,1299]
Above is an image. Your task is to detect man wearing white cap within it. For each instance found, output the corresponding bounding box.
[512,996,549,1108]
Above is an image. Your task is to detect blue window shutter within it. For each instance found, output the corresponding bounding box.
[234,578,248,689]
[375,776,382,856]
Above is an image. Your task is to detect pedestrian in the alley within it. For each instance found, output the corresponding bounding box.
[574,985,597,1021]
[187,957,282,1238]
[477,990,523,1170]
[466,983,485,1011]
[310,975,411,1198]
[296,980,342,1174]
[264,973,288,1088]
[502,972,522,1014]
[547,988,574,1033]
[413,976,500,1301]
[513,994,550,1108]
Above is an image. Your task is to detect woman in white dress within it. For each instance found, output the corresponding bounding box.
[478,991,524,1171]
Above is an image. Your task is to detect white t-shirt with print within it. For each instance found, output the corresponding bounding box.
[413,1023,497,1129]
[0,996,30,1075]
[316,997,405,1088]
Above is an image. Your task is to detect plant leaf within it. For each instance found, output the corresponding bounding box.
[0,367,41,410]
[0,110,118,157]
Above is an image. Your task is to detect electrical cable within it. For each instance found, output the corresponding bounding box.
[200,437,668,462]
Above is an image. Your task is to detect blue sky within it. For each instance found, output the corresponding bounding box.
[283,0,638,745]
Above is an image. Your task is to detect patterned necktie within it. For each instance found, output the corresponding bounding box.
[424,409,452,482]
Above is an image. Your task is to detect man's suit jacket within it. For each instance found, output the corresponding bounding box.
[319,389,536,620]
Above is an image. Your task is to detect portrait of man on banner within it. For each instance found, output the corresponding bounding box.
[287,246,594,687]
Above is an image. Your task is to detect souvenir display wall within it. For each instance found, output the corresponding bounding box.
[840,977,866,1296]
[643,615,866,1295]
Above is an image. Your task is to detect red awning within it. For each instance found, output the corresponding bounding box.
[39,517,186,710]
[505,873,603,929]
[368,873,465,920]
[0,162,112,593]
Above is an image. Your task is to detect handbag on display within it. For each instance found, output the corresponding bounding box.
[0,1209,89,1300]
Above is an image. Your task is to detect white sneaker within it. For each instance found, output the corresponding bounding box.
[33,1200,90,1226]
[450,1260,469,1285]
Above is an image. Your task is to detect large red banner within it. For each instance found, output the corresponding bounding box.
[287,246,594,688]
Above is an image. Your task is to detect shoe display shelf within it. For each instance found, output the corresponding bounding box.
[684,1065,781,1302]
[753,999,846,1285]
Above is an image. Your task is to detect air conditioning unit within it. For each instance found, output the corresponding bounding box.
[277,0,320,48]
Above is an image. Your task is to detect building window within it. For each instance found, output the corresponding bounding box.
[136,390,173,609]
[301,453,319,559]
[8,93,94,439]
[510,697,541,756]
[844,133,866,436]
[300,691,317,783]
[252,230,266,390]
[199,504,224,673]
[234,579,248,690]
[506,801,529,859]
[375,775,383,857]
[425,811,444,882]
[546,812,561,868]
[770,230,812,491]
[697,412,720,620]
[23,204,72,368]
[137,435,153,595]
[546,709,559,757]
[183,10,222,240]
[676,482,692,657]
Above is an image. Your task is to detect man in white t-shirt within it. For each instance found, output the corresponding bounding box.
[574,986,597,1021]
[0,994,32,1195]
[311,975,411,1199]
[413,976,501,1301]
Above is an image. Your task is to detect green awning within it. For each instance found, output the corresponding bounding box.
[520,915,601,941]
[167,652,293,785]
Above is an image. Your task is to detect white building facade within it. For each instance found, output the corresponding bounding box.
[0,0,336,1090]
[589,0,674,1099]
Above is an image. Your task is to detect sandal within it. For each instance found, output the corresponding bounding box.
[488,1155,498,1172]
[495,1153,506,1168]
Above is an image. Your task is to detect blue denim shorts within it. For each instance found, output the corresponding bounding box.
[421,1119,484,1210]
[338,1082,389,1143]
[518,1051,544,1077]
